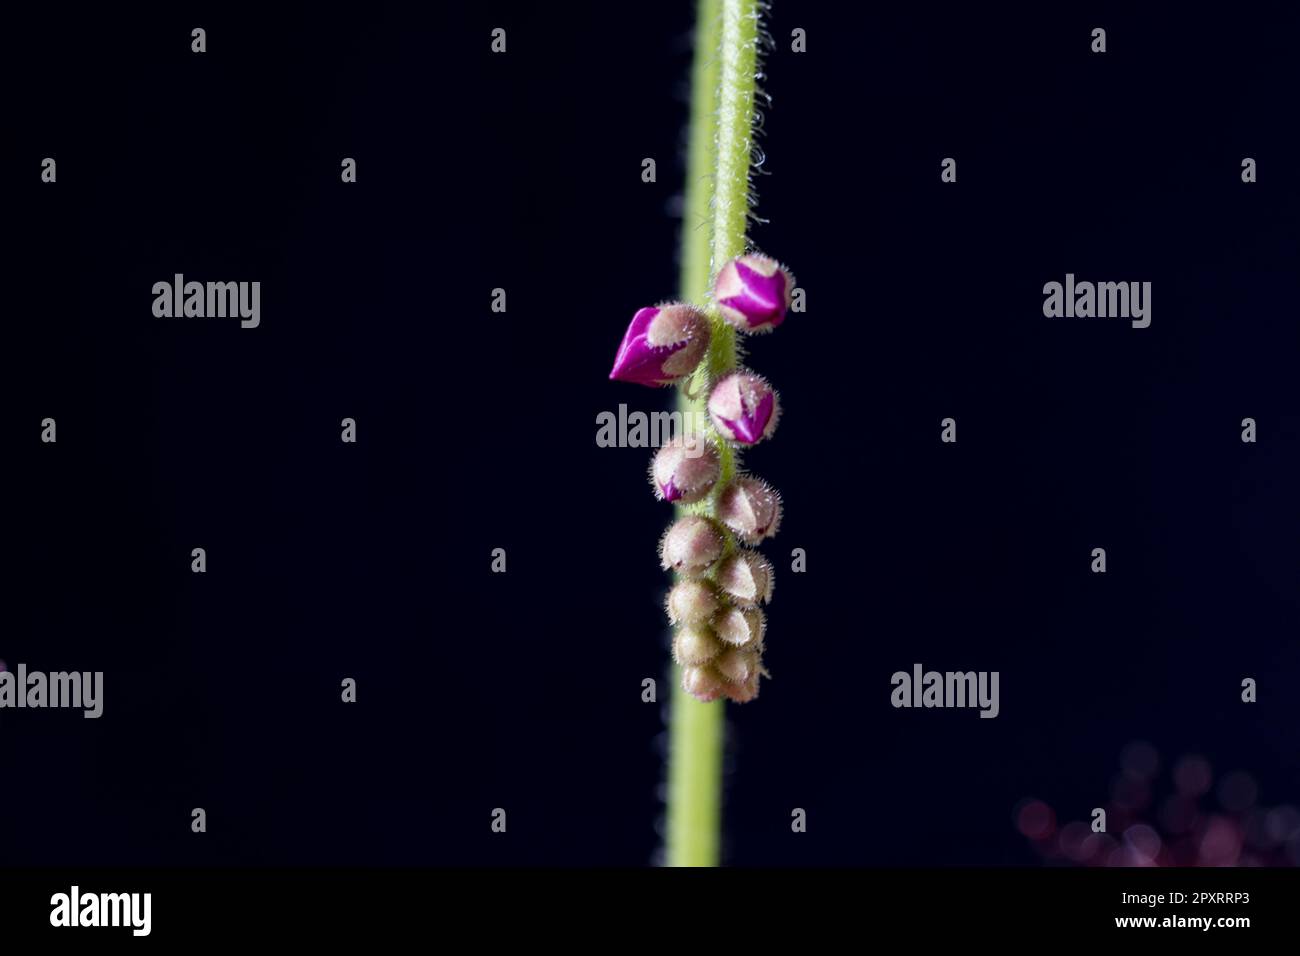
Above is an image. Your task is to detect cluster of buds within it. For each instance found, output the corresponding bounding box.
[610,253,794,703]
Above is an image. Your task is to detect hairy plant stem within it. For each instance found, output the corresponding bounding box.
[667,0,760,869]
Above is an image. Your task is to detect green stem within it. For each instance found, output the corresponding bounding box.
[678,0,721,307]
[667,0,761,869]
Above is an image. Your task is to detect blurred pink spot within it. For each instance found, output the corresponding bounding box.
[1266,805,1300,844]
[1094,833,1120,865]
[1168,835,1200,866]
[1016,799,1056,840]
[1159,795,1198,835]
[1106,846,1133,867]
[1242,809,1271,849]
[1057,822,1093,861]
[1124,823,1162,863]
[1112,773,1150,812]
[1174,755,1213,797]
[1198,816,1242,866]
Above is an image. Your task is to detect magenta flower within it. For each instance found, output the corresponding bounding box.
[714,254,794,333]
[707,370,779,445]
[609,303,711,386]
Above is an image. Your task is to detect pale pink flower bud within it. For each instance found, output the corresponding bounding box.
[666,579,721,626]
[714,254,794,333]
[721,668,762,704]
[716,477,782,544]
[714,646,760,685]
[609,304,711,387]
[658,515,726,575]
[673,625,723,667]
[707,370,779,445]
[681,664,725,703]
[716,550,775,607]
[650,437,720,504]
[714,606,766,648]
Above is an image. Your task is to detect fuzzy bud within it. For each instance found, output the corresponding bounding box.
[609,304,710,387]
[721,668,762,704]
[707,370,779,445]
[659,515,726,575]
[666,579,722,626]
[716,477,782,544]
[716,550,775,607]
[650,436,720,504]
[714,254,794,333]
[714,646,761,686]
[681,664,725,703]
[714,606,766,648]
[673,625,723,667]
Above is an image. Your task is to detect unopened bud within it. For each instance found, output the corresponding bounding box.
[707,370,779,445]
[609,304,711,387]
[716,550,775,607]
[673,625,723,667]
[714,606,766,648]
[681,664,725,703]
[716,477,782,544]
[714,646,760,685]
[659,515,726,575]
[721,668,762,704]
[714,254,794,334]
[666,579,721,626]
[650,437,720,503]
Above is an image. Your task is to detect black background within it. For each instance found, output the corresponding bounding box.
[5,2,1299,867]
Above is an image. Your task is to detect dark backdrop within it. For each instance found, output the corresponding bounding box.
[5,2,1298,866]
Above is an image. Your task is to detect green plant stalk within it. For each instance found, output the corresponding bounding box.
[667,0,760,869]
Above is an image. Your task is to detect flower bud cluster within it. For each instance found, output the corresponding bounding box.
[611,254,795,703]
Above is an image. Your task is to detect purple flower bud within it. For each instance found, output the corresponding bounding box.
[666,579,721,626]
[673,625,723,667]
[717,477,782,544]
[707,370,779,445]
[714,606,766,648]
[609,304,711,387]
[650,437,720,504]
[715,254,794,333]
[681,665,724,703]
[659,515,726,576]
[716,550,775,607]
